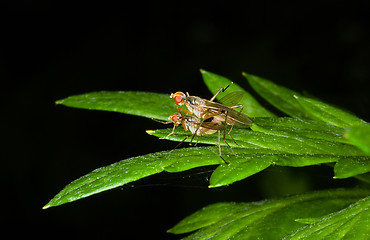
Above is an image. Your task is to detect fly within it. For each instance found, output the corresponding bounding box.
[170,82,253,129]
[154,112,235,164]
[170,82,253,150]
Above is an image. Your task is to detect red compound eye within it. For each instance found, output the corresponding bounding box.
[171,92,185,105]
[171,114,179,122]
[174,95,183,104]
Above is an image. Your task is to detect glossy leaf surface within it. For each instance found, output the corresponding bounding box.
[56,91,177,121]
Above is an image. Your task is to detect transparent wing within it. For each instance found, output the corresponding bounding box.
[202,101,253,128]
[227,110,253,127]
[218,90,244,106]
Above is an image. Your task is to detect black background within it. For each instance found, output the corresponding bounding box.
[2,1,370,239]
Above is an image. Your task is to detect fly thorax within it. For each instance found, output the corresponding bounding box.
[186,97,205,118]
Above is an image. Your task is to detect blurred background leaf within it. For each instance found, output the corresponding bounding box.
[295,95,367,128]
[244,73,309,118]
[285,195,370,239]
[168,189,370,239]
[345,125,370,155]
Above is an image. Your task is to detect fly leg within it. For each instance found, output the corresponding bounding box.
[222,112,238,157]
[189,108,223,144]
[209,82,234,102]
[151,118,177,139]
[229,104,244,111]
[226,124,241,146]
[226,104,244,146]
[217,130,229,165]
[217,130,222,158]
[177,107,192,115]
[189,108,213,145]
[161,124,177,139]
[158,134,191,159]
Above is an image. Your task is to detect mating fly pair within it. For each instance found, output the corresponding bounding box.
[157,82,253,163]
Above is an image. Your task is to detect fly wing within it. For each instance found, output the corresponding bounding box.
[218,90,244,106]
[203,101,253,128]
[227,110,253,128]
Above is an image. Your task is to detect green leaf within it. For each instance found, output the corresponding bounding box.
[244,72,368,129]
[49,145,281,208]
[148,122,365,157]
[253,117,348,144]
[243,73,309,118]
[209,155,274,187]
[147,119,370,186]
[44,146,230,209]
[354,173,370,184]
[49,72,370,210]
[345,125,370,155]
[168,202,250,234]
[56,91,177,121]
[285,195,370,240]
[295,95,367,128]
[334,157,370,179]
[43,150,177,209]
[201,69,276,117]
[44,134,369,209]
[167,189,370,239]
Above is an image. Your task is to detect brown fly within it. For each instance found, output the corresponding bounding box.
[170,82,253,149]
[170,82,253,127]
[154,112,235,164]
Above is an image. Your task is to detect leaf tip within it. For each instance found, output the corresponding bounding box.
[146,130,156,135]
[55,99,64,105]
[242,72,254,78]
[208,184,222,188]
[166,227,176,234]
[42,203,51,210]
